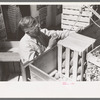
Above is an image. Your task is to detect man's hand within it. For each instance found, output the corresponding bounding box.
[61,30,69,39]
[48,35,58,48]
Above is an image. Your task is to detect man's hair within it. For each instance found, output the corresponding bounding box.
[18,16,38,32]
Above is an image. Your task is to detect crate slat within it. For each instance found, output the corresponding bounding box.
[58,44,62,75]
[80,51,85,81]
[65,48,70,78]
[62,19,89,27]
[63,5,91,11]
[73,51,78,81]
[61,24,82,31]
[63,9,92,17]
[69,32,95,43]
[63,5,84,10]
[29,64,56,81]
[62,14,90,23]
[63,5,82,10]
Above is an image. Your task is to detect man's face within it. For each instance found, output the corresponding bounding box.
[26,23,40,38]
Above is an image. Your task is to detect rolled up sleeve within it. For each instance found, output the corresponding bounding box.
[40,28,69,39]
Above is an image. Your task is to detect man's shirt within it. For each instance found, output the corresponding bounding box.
[19,28,69,64]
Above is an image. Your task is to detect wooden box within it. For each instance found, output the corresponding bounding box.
[57,33,96,81]
[86,45,100,81]
[29,46,58,81]
[0,41,20,62]
[0,41,20,81]
[28,33,96,81]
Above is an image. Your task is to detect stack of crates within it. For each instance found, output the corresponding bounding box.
[86,45,100,81]
[57,33,96,81]
[61,5,92,32]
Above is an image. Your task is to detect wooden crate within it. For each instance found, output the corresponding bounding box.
[0,41,20,81]
[57,32,96,81]
[28,33,96,82]
[61,5,92,32]
[86,45,100,81]
[29,46,58,81]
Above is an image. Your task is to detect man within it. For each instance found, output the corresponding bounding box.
[19,16,69,64]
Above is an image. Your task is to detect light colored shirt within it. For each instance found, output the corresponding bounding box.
[19,28,69,64]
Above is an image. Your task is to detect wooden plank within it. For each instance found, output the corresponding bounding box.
[63,5,91,11]
[87,55,100,67]
[69,32,96,43]
[62,19,89,27]
[73,51,78,81]
[61,24,80,31]
[49,70,57,77]
[30,71,46,81]
[0,52,20,62]
[87,45,100,67]
[92,43,95,49]
[63,5,84,10]
[65,48,70,78]
[58,44,62,75]
[63,9,92,17]
[29,64,56,81]
[80,51,85,81]
[58,33,96,53]
[62,29,75,33]
[62,14,90,23]
[86,48,89,54]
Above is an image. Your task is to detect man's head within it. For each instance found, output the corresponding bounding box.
[18,16,40,38]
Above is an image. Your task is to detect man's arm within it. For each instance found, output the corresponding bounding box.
[40,28,69,39]
[19,41,40,64]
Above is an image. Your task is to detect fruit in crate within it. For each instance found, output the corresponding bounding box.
[91,46,100,59]
[71,51,74,58]
[78,58,82,66]
[69,66,81,75]
[77,66,82,75]
[62,51,66,59]
[62,68,65,74]
[54,72,60,79]
[62,60,65,68]
[70,58,73,67]
[86,63,100,81]
[77,75,81,81]
[92,50,100,57]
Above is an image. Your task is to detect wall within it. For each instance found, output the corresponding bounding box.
[30,5,62,29]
